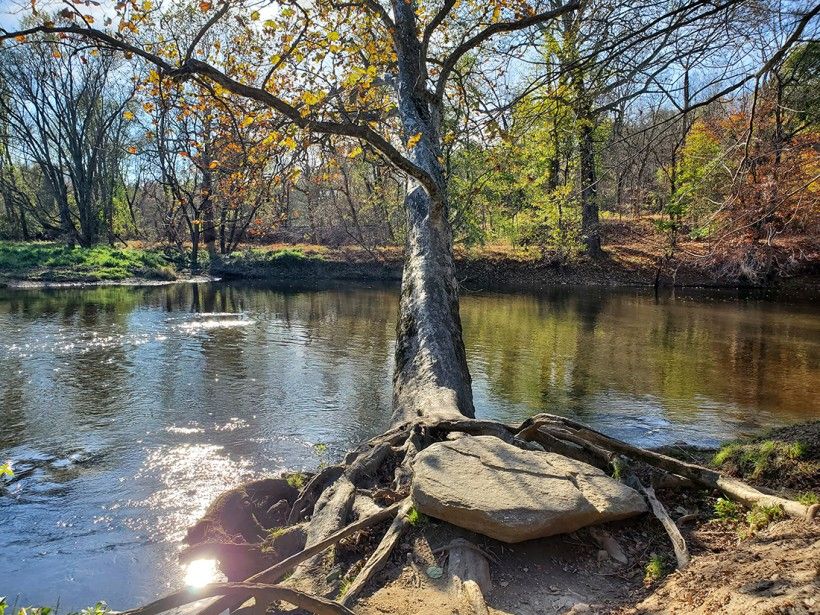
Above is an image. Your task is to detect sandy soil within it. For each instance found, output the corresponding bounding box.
[352,516,818,615]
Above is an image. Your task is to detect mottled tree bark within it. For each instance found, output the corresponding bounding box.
[390,0,474,425]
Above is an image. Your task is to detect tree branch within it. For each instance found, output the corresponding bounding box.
[0,25,441,200]
[434,0,580,101]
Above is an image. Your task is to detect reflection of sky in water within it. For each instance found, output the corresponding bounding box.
[0,283,817,609]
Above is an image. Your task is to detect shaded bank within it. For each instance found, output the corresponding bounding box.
[2,241,817,297]
[211,249,819,296]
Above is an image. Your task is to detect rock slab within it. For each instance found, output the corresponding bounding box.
[411,435,647,542]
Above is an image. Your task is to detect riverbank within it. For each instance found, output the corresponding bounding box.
[1,234,817,295]
[170,418,818,615]
[351,421,819,615]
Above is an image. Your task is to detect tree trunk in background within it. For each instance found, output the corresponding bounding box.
[579,118,603,257]
[390,0,474,425]
[202,141,217,260]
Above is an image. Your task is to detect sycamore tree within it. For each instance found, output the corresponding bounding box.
[2,0,817,425]
[1,0,582,424]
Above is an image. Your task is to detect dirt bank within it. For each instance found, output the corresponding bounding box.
[353,422,820,614]
[211,247,819,296]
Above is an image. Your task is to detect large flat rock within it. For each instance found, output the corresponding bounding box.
[411,435,647,542]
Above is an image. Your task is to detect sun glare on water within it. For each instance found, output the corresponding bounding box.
[184,559,219,587]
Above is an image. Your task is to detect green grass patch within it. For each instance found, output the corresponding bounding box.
[797,492,818,506]
[285,472,307,490]
[231,246,325,266]
[745,503,784,532]
[713,497,741,520]
[712,439,809,480]
[0,241,177,281]
[405,506,428,527]
[337,577,352,599]
[643,555,664,585]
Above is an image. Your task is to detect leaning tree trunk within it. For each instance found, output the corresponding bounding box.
[393,184,474,424]
[390,0,473,425]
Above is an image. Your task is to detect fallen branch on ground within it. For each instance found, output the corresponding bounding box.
[121,582,354,615]
[633,478,690,569]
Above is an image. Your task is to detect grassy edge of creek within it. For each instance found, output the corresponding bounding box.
[1,240,817,295]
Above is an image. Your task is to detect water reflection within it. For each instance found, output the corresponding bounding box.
[0,282,817,609]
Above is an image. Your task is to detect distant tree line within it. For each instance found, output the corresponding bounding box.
[0,1,816,281]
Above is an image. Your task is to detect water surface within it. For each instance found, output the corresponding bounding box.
[0,282,817,608]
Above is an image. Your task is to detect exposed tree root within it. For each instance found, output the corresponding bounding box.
[288,466,344,525]
[341,500,413,606]
[195,502,404,615]
[448,538,492,615]
[138,412,812,615]
[519,413,811,519]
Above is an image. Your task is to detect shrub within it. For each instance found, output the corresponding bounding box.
[713,497,740,520]
[745,503,784,532]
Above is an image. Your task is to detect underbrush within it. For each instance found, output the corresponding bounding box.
[229,246,324,266]
[0,242,177,281]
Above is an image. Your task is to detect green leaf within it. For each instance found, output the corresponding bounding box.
[0,463,13,478]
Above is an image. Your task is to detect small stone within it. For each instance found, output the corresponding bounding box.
[549,585,559,593]
[325,565,342,583]
[522,567,529,572]
[500,581,509,587]
[426,565,443,579]
[597,549,609,562]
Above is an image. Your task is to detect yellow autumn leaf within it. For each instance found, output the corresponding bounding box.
[302,91,324,106]
[250,10,260,20]
[240,116,255,128]
[199,1,212,11]
[328,31,340,42]
[127,146,138,154]
[123,111,135,121]
[348,146,363,159]
[142,0,153,10]
[208,160,219,170]
[406,133,422,149]
[52,50,62,59]
[283,136,297,150]
[142,102,155,113]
